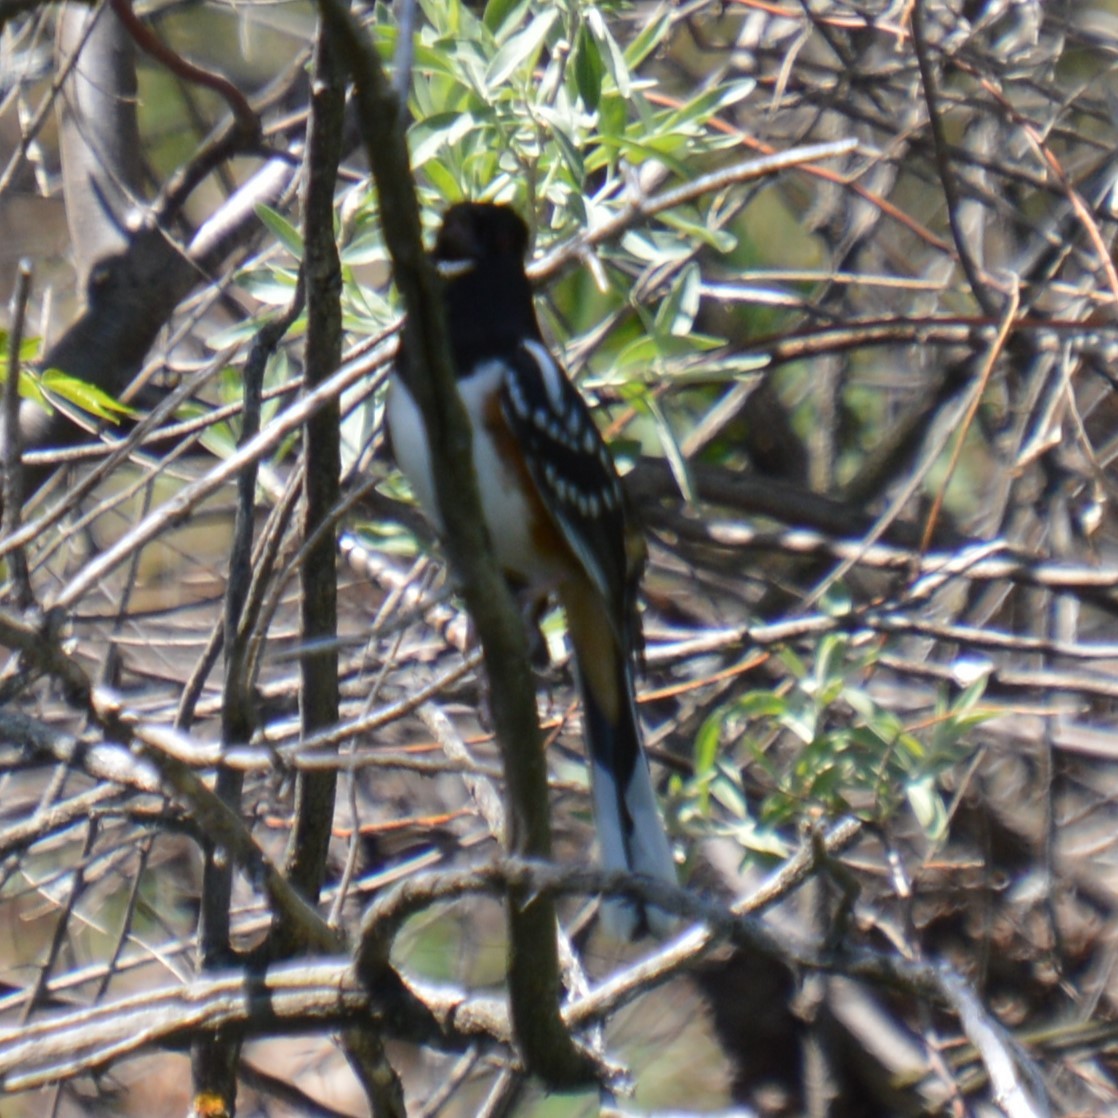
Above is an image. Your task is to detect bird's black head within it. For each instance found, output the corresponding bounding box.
[433,202,530,273]
[431,203,542,367]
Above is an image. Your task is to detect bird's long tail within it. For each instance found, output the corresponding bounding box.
[575,651,677,939]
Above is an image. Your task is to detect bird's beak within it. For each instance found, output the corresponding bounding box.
[435,258,476,279]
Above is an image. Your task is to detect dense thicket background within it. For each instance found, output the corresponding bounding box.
[2,1,1118,1115]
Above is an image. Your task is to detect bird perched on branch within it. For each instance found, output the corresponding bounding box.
[385,201,676,937]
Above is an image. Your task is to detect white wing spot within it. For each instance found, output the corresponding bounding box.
[522,339,566,410]
[507,377,528,417]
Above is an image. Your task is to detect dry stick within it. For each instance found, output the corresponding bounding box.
[0,345,235,565]
[238,1062,356,1118]
[800,291,1024,615]
[107,0,258,137]
[369,858,1053,1107]
[910,0,999,320]
[237,468,305,710]
[2,259,33,607]
[46,343,373,612]
[19,819,98,1026]
[294,24,406,1117]
[0,856,773,1088]
[20,377,298,469]
[419,702,600,1029]
[317,0,595,1089]
[94,832,155,1002]
[191,262,294,1118]
[420,703,506,842]
[0,848,1053,1106]
[919,280,1020,553]
[0,958,478,1094]
[2,140,295,534]
[663,494,1118,600]
[563,819,863,1030]
[282,19,344,917]
[529,139,858,281]
[174,353,388,732]
[0,689,339,958]
[0,3,105,196]
[92,692,343,957]
[937,970,1051,1118]
[960,60,1118,313]
[0,780,120,864]
[0,0,41,26]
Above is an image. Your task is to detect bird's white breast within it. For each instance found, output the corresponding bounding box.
[386,362,563,587]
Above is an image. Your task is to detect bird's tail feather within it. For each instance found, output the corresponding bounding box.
[577,657,676,939]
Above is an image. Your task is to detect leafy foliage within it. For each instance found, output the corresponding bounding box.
[0,332,135,423]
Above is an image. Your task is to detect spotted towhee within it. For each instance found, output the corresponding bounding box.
[386,202,676,937]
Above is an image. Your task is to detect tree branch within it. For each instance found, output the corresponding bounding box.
[316,0,594,1089]
[282,17,345,920]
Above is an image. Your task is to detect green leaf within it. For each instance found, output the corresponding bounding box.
[573,20,604,110]
[895,731,927,763]
[735,691,788,720]
[906,776,948,840]
[663,79,756,132]
[16,370,49,410]
[39,370,137,424]
[408,37,478,81]
[778,646,807,679]
[423,159,464,201]
[410,111,481,168]
[778,691,816,743]
[842,686,879,726]
[693,713,722,777]
[726,818,790,859]
[667,353,769,383]
[255,203,303,257]
[691,716,724,815]
[0,333,42,382]
[537,106,585,183]
[239,268,301,307]
[658,209,739,254]
[485,8,558,89]
[621,227,694,264]
[586,8,630,98]
[624,4,672,69]
[483,0,529,36]
[654,261,702,337]
[954,674,989,713]
[819,581,853,618]
[627,383,695,503]
[812,633,848,693]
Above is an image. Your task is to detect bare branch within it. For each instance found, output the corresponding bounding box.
[317,0,594,1088]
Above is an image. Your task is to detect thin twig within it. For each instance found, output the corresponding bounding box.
[2,259,33,607]
[107,0,258,138]
[910,0,998,318]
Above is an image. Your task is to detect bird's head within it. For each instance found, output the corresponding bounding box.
[433,202,530,278]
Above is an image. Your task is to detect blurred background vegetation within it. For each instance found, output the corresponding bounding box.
[3,0,1118,1114]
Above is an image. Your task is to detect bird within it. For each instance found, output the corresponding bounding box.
[385,201,676,937]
